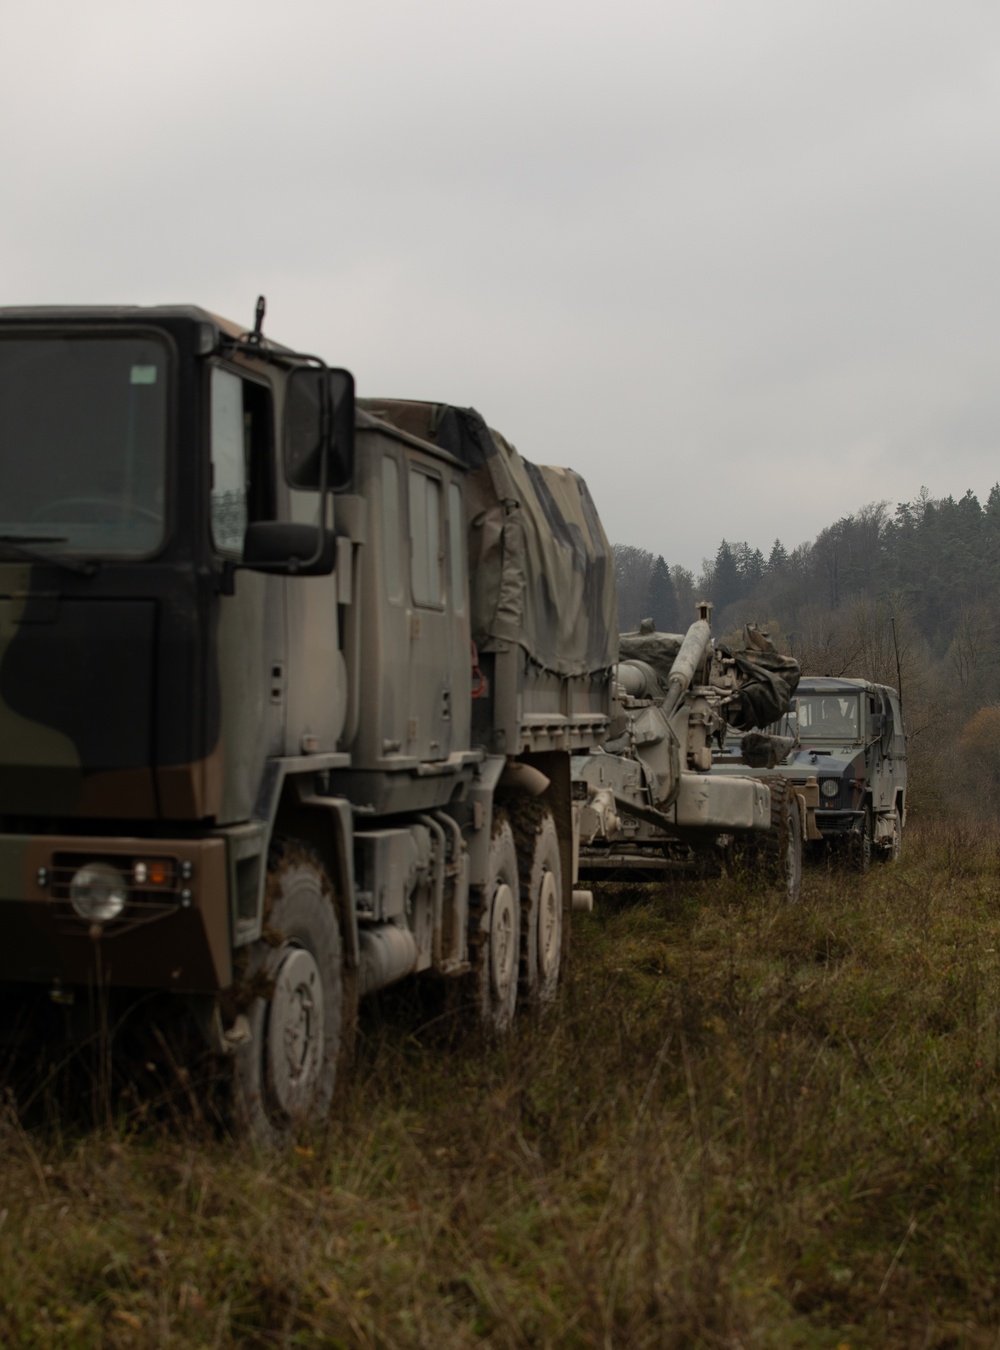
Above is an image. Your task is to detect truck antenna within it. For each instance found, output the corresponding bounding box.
[891,614,904,714]
[249,295,266,345]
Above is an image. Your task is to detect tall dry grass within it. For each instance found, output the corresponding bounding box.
[1,819,1000,1347]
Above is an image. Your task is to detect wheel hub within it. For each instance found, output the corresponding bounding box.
[490,883,516,1000]
[266,944,325,1117]
[537,870,561,977]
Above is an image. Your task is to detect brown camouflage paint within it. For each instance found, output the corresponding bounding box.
[0,836,230,990]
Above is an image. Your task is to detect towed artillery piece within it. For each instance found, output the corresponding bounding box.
[573,607,814,900]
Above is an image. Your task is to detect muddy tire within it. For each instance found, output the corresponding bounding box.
[760,780,803,902]
[467,814,520,1034]
[233,845,347,1147]
[782,793,804,902]
[516,807,563,1010]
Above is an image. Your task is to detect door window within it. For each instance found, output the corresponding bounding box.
[383,455,403,603]
[210,367,273,555]
[210,369,247,554]
[448,480,465,616]
[409,468,443,607]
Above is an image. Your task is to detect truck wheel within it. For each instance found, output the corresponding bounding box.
[517,808,563,1009]
[760,780,803,902]
[469,814,520,1034]
[849,807,873,873]
[233,848,346,1146]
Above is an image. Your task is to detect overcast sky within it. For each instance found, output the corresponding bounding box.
[4,0,1000,571]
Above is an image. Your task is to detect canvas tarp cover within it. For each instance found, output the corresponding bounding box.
[360,400,618,678]
[719,630,801,731]
[617,632,683,675]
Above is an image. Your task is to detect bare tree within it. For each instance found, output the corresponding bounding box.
[792,603,864,678]
[947,601,1000,712]
[671,565,696,623]
[612,544,655,632]
[850,595,905,689]
[958,706,1000,809]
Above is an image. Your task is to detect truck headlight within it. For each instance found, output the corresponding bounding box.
[70,863,128,923]
[820,779,840,799]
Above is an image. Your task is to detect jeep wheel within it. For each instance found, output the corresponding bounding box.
[849,807,873,873]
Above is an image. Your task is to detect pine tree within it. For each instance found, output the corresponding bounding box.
[742,546,766,589]
[984,484,1000,581]
[711,540,742,609]
[768,538,788,570]
[644,555,678,631]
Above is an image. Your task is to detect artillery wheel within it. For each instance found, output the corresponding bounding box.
[233,844,347,1146]
[760,780,803,903]
[467,814,520,1034]
[516,806,563,1010]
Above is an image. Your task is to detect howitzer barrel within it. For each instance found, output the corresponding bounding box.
[660,618,712,721]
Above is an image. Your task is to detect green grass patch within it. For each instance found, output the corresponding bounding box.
[2,820,1000,1345]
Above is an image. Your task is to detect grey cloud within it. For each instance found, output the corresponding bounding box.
[4,0,1000,567]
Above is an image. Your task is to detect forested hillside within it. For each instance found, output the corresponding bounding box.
[614,486,1000,813]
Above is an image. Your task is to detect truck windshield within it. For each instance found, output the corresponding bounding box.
[796,693,861,740]
[0,334,168,556]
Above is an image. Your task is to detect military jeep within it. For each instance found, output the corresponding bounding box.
[713,675,907,866]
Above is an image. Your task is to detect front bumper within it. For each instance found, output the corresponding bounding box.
[813,809,865,838]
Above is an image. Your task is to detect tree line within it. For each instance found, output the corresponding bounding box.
[613,485,1000,814]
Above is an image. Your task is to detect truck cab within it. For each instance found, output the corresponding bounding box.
[0,305,356,991]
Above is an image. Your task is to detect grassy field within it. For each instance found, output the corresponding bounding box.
[2,819,1000,1348]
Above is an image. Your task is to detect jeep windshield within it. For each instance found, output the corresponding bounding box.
[0,334,168,557]
[795,693,861,740]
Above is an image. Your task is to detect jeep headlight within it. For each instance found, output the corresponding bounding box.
[70,862,128,923]
[820,778,840,799]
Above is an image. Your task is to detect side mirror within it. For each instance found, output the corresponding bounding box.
[243,522,337,576]
[284,366,354,491]
[871,712,883,738]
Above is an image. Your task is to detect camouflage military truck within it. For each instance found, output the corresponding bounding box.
[712,675,907,867]
[0,301,616,1141]
[573,612,812,900]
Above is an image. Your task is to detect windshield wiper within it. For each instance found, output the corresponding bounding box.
[0,535,99,575]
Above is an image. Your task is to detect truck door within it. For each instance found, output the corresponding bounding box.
[209,365,285,822]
